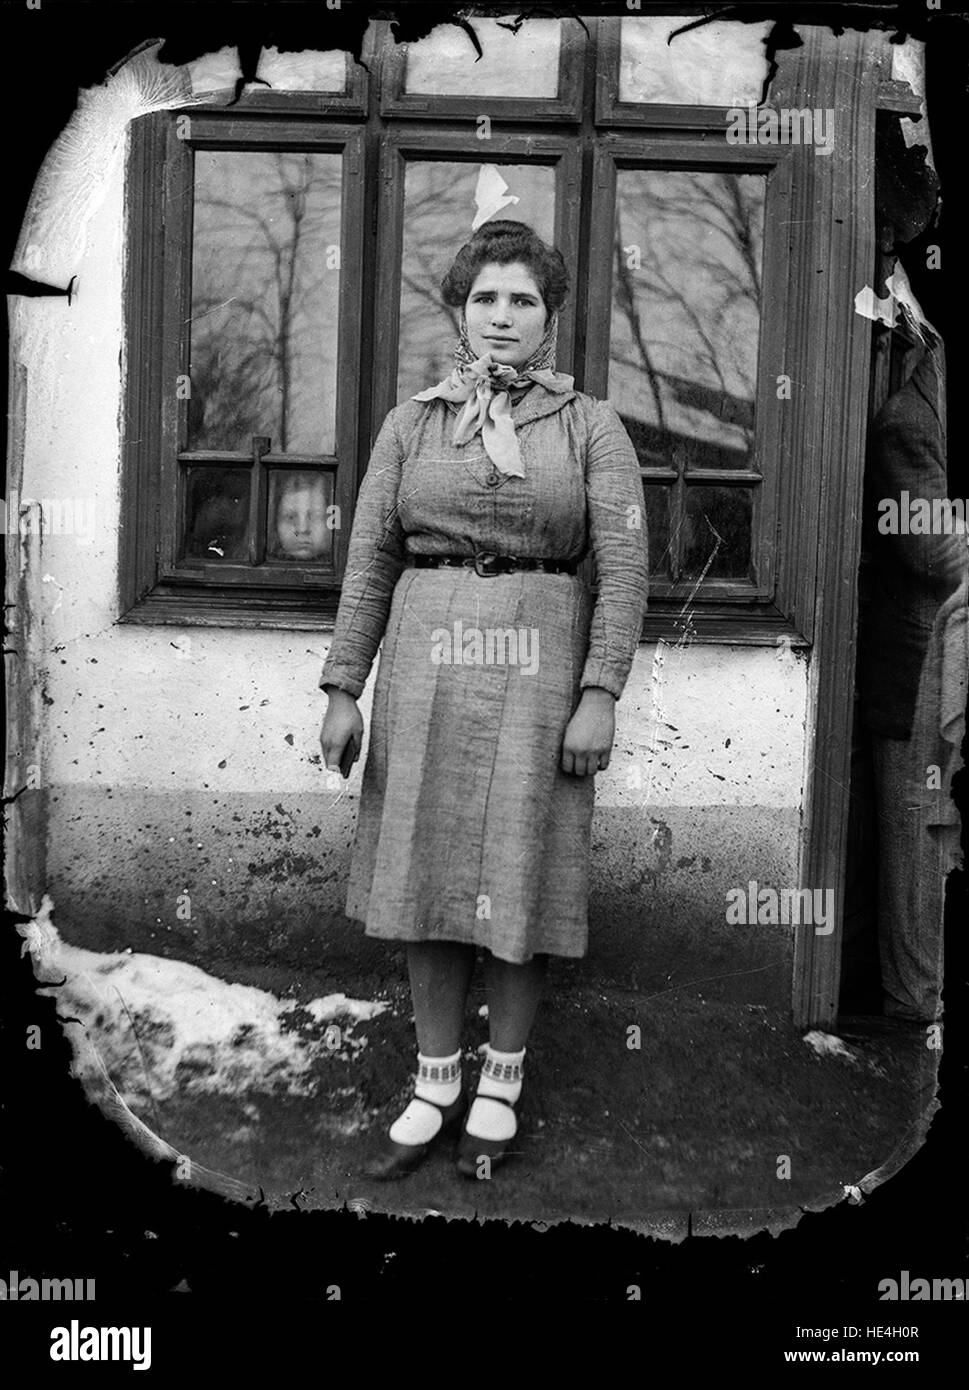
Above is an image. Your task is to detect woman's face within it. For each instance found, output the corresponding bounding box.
[464,261,548,369]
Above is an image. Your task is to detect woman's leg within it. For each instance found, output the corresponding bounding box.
[373,940,476,1154]
[483,951,548,1050]
[406,940,476,1053]
[366,941,477,1174]
[463,952,549,1148]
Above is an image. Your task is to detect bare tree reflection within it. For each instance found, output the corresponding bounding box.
[189,151,342,455]
[611,170,765,580]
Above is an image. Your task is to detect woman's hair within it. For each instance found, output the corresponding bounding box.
[440,220,570,313]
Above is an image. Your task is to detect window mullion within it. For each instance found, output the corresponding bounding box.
[248,437,270,567]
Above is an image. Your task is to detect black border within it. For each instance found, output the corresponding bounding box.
[3,0,967,1367]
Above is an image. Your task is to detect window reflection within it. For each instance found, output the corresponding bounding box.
[185,468,250,561]
[396,161,556,400]
[610,169,764,472]
[189,151,342,455]
[268,469,335,562]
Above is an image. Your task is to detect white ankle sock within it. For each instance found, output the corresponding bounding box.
[465,1045,525,1142]
[388,1050,462,1146]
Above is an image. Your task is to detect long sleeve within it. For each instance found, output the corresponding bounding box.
[578,400,650,699]
[318,409,407,700]
[859,339,964,738]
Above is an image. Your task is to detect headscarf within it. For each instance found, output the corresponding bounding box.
[411,309,573,478]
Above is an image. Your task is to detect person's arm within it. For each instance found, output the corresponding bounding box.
[577,399,650,701]
[561,401,649,776]
[318,410,407,700]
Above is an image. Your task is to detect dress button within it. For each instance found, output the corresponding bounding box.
[486,470,502,487]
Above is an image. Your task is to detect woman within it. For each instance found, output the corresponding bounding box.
[319,220,648,1180]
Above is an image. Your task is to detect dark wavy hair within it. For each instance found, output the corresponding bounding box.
[440,220,570,315]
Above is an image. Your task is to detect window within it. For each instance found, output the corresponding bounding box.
[597,14,772,124]
[381,16,585,119]
[610,168,766,586]
[586,144,794,628]
[187,148,342,570]
[123,114,365,623]
[373,133,581,423]
[120,15,823,639]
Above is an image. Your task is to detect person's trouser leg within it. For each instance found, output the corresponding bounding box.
[871,653,951,1023]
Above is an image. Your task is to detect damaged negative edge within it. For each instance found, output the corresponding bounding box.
[17,895,263,1207]
[4,359,48,919]
[854,260,940,341]
[891,37,935,168]
[9,42,240,286]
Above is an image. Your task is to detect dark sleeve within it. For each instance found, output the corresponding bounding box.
[859,340,963,738]
[318,410,407,700]
[578,399,650,699]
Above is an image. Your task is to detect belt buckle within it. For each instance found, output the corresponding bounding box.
[473,550,502,577]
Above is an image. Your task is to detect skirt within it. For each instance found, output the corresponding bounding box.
[344,564,597,963]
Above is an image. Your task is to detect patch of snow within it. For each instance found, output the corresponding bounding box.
[302,994,386,1025]
[803,1030,856,1061]
[21,896,389,1108]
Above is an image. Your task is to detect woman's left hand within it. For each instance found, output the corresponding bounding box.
[561,687,616,776]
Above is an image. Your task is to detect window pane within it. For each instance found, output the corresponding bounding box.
[682,486,753,580]
[619,17,771,107]
[268,468,335,563]
[184,467,250,561]
[396,162,556,400]
[641,483,671,579]
[404,18,560,97]
[253,47,347,92]
[189,151,342,455]
[609,169,764,472]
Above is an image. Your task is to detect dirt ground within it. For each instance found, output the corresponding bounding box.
[139,951,938,1235]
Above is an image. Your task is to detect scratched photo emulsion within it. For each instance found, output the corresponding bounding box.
[8,10,964,1236]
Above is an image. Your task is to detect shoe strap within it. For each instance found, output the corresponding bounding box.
[472,1092,516,1109]
[410,1091,461,1116]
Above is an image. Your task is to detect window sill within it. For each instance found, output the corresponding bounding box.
[118,587,342,631]
[641,618,809,647]
[119,588,809,646]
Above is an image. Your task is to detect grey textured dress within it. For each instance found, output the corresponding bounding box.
[318,376,649,963]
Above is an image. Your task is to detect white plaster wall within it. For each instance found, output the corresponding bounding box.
[606,642,807,810]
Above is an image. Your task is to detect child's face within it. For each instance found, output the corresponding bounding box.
[274,478,329,559]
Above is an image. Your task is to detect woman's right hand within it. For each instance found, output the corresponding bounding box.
[320,687,365,773]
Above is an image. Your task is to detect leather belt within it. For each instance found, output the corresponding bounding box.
[406,550,579,577]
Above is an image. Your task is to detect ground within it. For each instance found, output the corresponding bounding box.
[26,895,935,1237]
[125,950,937,1235]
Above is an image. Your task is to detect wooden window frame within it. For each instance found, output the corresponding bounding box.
[379,17,586,123]
[586,137,805,644]
[191,51,370,116]
[120,110,366,629]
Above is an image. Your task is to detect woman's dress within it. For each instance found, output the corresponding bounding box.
[318,378,649,963]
